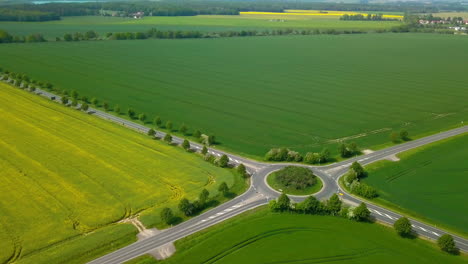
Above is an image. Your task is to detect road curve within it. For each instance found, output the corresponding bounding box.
[13,85,468,261]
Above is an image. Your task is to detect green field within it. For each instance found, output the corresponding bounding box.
[0,14,402,39]
[361,134,468,235]
[0,83,238,263]
[132,208,467,264]
[0,34,467,159]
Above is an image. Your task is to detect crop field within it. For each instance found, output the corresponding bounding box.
[137,208,467,264]
[0,14,402,39]
[362,134,468,235]
[0,83,236,263]
[0,34,467,159]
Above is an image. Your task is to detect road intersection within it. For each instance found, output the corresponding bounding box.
[27,87,468,263]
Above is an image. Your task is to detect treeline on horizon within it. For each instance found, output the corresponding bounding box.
[0,1,467,22]
[340,14,400,21]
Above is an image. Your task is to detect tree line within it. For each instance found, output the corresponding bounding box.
[270,192,372,222]
[58,28,369,43]
[2,0,463,21]
[0,29,46,43]
[265,141,359,164]
[0,8,60,22]
[340,14,400,21]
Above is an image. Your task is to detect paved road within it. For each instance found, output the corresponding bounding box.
[18,85,468,262]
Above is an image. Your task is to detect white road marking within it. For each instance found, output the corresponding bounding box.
[372,210,383,216]
[216,212,224,216]
[225,208,233,212]
[216,153,221,157]
[419,226,427,232]
[432,231,440,236]
[209,216,216,219]
[232,204,242,208]
[234,159,239,163]
[384,213,394,219]
[412,225,417,228]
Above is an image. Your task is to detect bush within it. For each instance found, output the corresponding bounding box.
[274,166,316,190]
[265,148,303,162]
[437,234,458,254]
[349,181,378,198]
[351,202,371,221]
[160,207,174,225]
[394,217,412,237]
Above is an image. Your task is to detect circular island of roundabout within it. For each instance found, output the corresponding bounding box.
[266,166,323,196]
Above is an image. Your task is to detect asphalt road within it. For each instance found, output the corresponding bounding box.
[18,86,468,262]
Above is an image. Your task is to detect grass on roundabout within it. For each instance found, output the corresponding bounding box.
[266,166,323,196]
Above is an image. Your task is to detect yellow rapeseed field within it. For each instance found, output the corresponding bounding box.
[0,83,235,263]
[240,10,403,19]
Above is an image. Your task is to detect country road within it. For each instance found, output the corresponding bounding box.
[19,85,468,262]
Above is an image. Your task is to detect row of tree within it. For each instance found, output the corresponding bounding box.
[0,8,60,22]
[161,180,230,225]
[390,129,410,143]
[270,193,372,222]
[265,142,358,164]
[0,30,46,44]
[4,1,463,21]
[340,14,400,21]
[344,161,378,199]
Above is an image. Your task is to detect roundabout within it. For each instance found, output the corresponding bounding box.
[266,166,323,196]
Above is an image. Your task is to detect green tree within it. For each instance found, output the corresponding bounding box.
[350,161,365,178]
[180,124,188,135]
[71,99,78,107]
[390,132,399,143]
[63,33,72,41]
[178,198,194,216]
[166,121,173,131]
[182,139,190,150]
[237,163,247,177]
[298,195,322,214]
[193,130,201,139]
[138,113,147,122]
[164,133,172,143]
[394,217,412,237]
[352,202,371,221]
[437,234,457,254]
[61,96,69,105]
[81,96,89,103]
[91,97,98,106]
[71,90,78,99]
[154,116,162,127]
[207,135,216,145]
[276,193,291,211]
[326,193,342,215]
[339,143,349,158]
[147,128,155,136]
[199,189,209,205]
[218,154,229,168]
[81,102,89,111]
[319,148,331,163]
[160,207,174,225]
[127,108,136,118]
[400,130,409,141]
[218,182,229,196]
[103,101,109,111]
[114,105,120,114]
[201,145,208,155]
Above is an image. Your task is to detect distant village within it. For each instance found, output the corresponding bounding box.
[418,15,467,32]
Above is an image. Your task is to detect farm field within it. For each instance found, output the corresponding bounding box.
[0,34,467,159]
[132,208,467,264]
[0,83,237,263]
[0,14,402,39]
[361,134,468,235]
